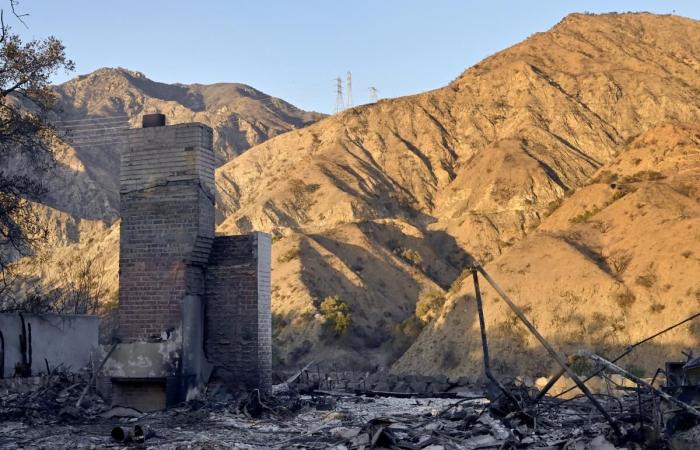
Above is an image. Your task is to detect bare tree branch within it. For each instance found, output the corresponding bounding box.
[9,0,28,29]
[1,11,7,44]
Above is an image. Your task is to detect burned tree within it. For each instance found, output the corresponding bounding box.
[0,4,74,294]
[14,311,30,376]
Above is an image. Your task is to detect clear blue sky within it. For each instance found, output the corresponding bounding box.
[13,1,700,113]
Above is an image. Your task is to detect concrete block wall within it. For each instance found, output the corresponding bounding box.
[204,233,272,393]
[118,123,215,341]
[0,313,98,378]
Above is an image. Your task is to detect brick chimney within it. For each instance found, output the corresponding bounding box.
[117,121,215,342]
[98,118,271,410]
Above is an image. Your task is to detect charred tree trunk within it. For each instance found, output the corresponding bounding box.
[15,314,31,377]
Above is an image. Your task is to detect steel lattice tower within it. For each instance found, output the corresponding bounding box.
[335,76,344,113]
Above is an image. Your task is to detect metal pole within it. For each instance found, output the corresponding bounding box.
[534,364,568,402]
[475,264,621,436]
[472,270,521,408]
[76,339,120,408]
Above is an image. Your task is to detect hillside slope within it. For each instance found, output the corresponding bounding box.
[11,13,700,370]
[213,13,700,367]
[217,13,700,258]
[394,123,700,378]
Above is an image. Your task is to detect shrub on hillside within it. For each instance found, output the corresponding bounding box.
[607,251,632,276]
[415,289,446,323]
[635,272,657,288]
[277,248,300,263]
[673,182,694,197]
[448,270,471,295]
[271,313,289,337]
[569,207,601,224]
[543,198,564,218]
[320,295,351,335]
[614,288,636,309]
[601,183,639,207]
[398,314,425,338]
[620,170,665,183]
[591,170,619,184]
[396,247,422,266]
[649,302,665,313]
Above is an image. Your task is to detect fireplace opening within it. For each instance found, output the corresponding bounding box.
[111,377,167,412]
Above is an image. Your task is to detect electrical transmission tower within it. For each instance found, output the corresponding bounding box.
[369,86,379,103]
[335,76,344,113]
[346,71,353,108]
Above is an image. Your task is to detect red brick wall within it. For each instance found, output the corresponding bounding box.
[118,124,215,342]
[204,233,272,393]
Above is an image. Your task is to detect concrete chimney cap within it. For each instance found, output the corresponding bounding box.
[142,113,166,128]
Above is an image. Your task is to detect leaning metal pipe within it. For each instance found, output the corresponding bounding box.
[471,270,521,408]
[534,364,568,402]
[555,310,700,399]
[575,350,700,420]
[76,338,120,408]
[474,264,621,436]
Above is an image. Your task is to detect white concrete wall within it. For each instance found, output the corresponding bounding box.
[0,313,99,378]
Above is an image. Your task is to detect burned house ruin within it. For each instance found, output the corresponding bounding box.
[99,115,271,411]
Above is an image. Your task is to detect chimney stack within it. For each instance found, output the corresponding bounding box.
[99,116,271,411]
[142,113,166,128]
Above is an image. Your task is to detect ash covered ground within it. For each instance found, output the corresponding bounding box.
[4,373,698,449]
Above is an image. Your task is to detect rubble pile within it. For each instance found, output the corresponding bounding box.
[276,368,473,397]
[1,369,699,449]
[0,373,105,424]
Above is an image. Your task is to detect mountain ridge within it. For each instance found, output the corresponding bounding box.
[39,67,325,225]
[9,12,700,372]
[212,11,700,368]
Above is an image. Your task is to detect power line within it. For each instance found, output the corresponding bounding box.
[59,126,129,134]
[48,115,131,149]
[62,132,127,139]
[55,115,130,124]
[56,121,129,128]
[64,132,127,141]
[57,120,129,128]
